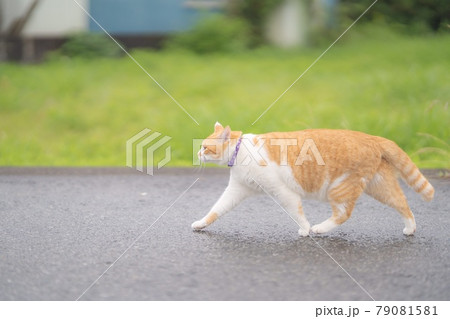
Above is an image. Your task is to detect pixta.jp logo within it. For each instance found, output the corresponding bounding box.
[126,129,172,175]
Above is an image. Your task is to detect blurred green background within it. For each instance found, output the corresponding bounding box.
[0,0,449,168]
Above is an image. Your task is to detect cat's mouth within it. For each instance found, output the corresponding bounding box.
[198,153,220,163]
[199,155,213,163]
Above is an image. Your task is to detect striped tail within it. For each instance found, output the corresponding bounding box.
[378,139,434,201]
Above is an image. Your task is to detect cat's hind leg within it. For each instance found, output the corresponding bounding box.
[311,176,364,234]
[364,161,416,235]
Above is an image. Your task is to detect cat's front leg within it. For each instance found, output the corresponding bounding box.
[191,183,253,230]
[271,187,311,237]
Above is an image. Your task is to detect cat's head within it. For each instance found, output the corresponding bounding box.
[198,122,239,165]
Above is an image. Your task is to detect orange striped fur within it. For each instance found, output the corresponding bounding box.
[261,129,434,202]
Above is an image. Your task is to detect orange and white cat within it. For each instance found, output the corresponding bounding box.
[192,122,434,236]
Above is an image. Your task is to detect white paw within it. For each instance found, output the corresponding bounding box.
[403,227,416,236]
[311,224,326,234]
[403,218,416,235]
[311,220,336,234]
[298,228,310,237]
[191,220,207,231]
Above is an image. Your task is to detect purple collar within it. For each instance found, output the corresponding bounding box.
[228,135,243,167]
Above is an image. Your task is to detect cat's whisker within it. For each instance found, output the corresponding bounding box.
[199,161,206,177]
[193,163,201,174]
[192,159,206,177]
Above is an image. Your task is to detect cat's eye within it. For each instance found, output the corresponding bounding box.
[202,145,216,154]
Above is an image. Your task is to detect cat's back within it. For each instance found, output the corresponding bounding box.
[259,129,385,195]
[291,128,378,142]
[260,128,382,157]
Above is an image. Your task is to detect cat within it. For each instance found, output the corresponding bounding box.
[192,122,434,236]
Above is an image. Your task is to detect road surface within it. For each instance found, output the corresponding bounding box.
[0,167,448,300]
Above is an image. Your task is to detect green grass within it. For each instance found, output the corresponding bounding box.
[0,29,449,168]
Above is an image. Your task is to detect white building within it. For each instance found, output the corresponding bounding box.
[1,0,89,37]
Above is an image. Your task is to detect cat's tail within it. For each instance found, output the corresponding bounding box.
[378,138,434,201]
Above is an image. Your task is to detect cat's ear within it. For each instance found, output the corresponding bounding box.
[214,121,223,132]
[220,125,231,140]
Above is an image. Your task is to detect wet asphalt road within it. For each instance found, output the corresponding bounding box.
[0,167,449,301]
